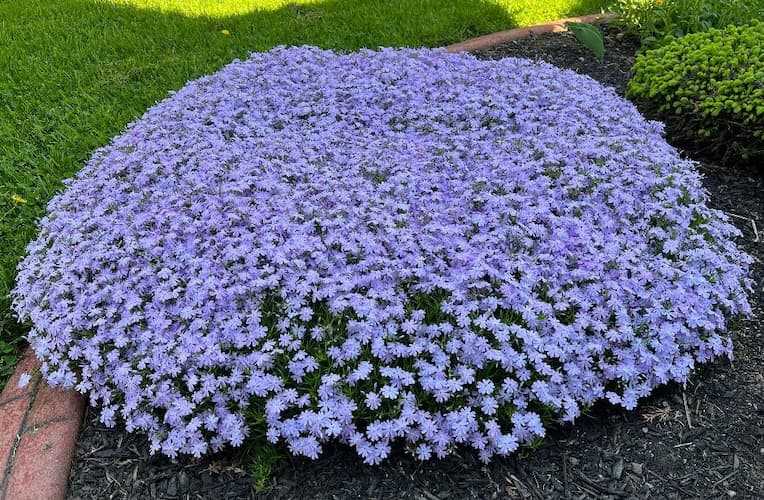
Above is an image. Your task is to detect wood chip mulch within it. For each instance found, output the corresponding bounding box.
[66,25,764,500]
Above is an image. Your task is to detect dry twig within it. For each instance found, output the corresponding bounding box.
[728,213,760,243]
[682,391,693,429]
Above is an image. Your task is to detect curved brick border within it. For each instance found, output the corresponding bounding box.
[0,348,84,500]
[445,12,617,53]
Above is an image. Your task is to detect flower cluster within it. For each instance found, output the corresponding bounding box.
[13,47,751,462]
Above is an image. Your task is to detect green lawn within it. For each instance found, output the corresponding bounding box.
[0,0,609,380]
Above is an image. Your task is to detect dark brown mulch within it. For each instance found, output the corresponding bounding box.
[475,24,641,95]
[67,25,764,500]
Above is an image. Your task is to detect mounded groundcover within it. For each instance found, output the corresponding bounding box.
[13,47,751,463]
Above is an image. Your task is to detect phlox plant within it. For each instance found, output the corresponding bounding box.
[12,47,751,463]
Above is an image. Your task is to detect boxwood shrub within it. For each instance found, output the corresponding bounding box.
[627,22,764,165]
[614,0,764,46]
[13,47,752,462]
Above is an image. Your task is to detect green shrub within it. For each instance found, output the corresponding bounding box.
[613,0,764,45]
[627,22,764,164]
[0,339,19,382]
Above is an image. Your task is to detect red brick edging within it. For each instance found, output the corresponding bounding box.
[445,12,617,53]
[0,348,84,500]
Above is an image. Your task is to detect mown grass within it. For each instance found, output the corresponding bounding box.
[0,0,609,382]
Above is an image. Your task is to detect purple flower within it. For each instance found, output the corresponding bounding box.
[17,372,31,389]
[11,46,751,464]
[365,392,382,411]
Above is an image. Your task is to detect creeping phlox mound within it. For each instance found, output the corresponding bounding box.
[13,47,751,463]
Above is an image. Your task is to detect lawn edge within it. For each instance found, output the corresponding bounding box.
[445,12,617,53]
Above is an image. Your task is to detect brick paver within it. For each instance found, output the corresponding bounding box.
[0,348,84,500]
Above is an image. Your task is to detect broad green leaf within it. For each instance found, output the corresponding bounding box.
[567,22,605,62]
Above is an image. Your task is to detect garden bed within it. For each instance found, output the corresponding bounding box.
[66,26,763,499]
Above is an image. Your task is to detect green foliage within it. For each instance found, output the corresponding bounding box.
[627,22,764,164]
[0,340,19,383]
[241,396,284,492]
[0,310,23,382]
[612,0,764,45]
[249,447,282,493]
[567,22,605,61]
